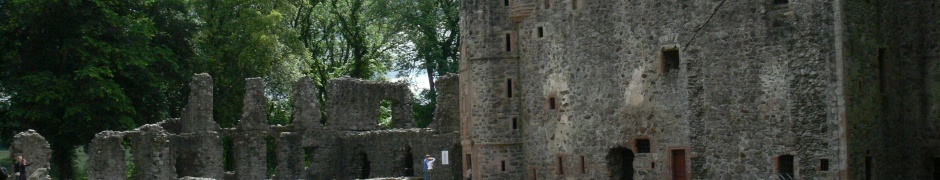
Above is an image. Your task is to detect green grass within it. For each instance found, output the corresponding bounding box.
[0,150,9,170]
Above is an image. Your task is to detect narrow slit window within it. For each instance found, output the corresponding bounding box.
[544,0,550,9]
[636,139,651,153]
[820,159,829,171]
[537,27,544,38]
[779,155,794,180]
[773,0,788,4]
[505,33,512,52]
[558,156,565,175]
[580,156,586,174]
[571,0,578,10]
[878,48,886,93]
[662,49,680,74]
[512,118,518,130]
[501,160,507,172]
[507,79,513,98]
[548,97,557,110]
[933,157,939,179]
[865,156,872,180]
[504,0,510,6]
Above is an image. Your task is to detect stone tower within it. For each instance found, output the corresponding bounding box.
[459,0,529,179]
[460,0,940,179]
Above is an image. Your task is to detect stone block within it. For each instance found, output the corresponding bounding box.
[87,131,126,180]
[11,130,51,178]
[127,125,175,180]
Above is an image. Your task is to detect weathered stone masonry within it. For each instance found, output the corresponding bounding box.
[459,0,940,179]
[7,73,463,180]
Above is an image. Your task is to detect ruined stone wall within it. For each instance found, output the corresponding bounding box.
[10,130,51,178]
[76,73,461,180]
[327,77,415,130]
[840,0,940,179]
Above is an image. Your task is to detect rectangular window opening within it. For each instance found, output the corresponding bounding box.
[933,157,940,179]
[779,155,794,180]
[544,0,550,9]
[773,0,788,4]
[558,156,565,175]
[865,156,872,180]
[579,156,586,174]
[636,139,651,153]
[548,97,557,110]
[501,160,507,172]
[537,27,544,38]
[507,79,513,98]
[571,0,578,10]
[504,0,510,6]
[662,49,680,74]
[878,48,886,93]
[819,159,829,171]
[505,33,512,52]
[651,162,656,169]
[512,118,518,130]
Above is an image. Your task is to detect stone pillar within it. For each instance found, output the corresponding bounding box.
[235,78,269,180]
[127,125,175,180]
[429,74,460,133]
[175,73,223,179]
[274,132,304,180]
[292,76,322,131]
[182,73,218,132]
[11,130,51,177]
[87,131,126,180]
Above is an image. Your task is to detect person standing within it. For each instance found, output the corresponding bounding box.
[13,155,31,180]
[422,155,436,180]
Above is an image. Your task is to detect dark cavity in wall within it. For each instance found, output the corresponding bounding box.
[606,147,634,180]
[820,159,829,171]
[304,146,317,169]
[359,151,371,179]
[662,49,680,74]
[223,136,235,171]
[636,139,650,153]
[401,146,414,176]
[266,137,277,177]
[865,156,872,180]
[778,155,794,180]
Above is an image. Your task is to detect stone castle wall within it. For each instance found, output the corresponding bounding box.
[460,0,939,179]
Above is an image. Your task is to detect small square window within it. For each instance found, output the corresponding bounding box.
[661,49,680,74]
[548,97,557,109]
[636,139,651,153]
[819,159,829,171]
[537,27,544,38]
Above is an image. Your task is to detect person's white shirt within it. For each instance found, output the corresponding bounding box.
[426,157,436,170]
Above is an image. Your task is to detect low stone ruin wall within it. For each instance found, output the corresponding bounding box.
[12,74,461,180]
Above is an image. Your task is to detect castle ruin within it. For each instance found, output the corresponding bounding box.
[458,0,940,179]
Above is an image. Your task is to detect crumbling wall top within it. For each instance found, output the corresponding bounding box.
[181,73,218,132]
[327,77,415,131]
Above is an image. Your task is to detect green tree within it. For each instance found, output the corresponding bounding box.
[0,0,195,178]
[189,0,308,128]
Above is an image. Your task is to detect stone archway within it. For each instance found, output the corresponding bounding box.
[606,146,634,180]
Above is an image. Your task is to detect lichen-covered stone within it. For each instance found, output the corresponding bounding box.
[87,131,126,180]
[429,74,460,134]
[292,76,322,131]
[327,77,415,130]
[182,73,218,132]
[11,130,51,178]
[127,125,175,180]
